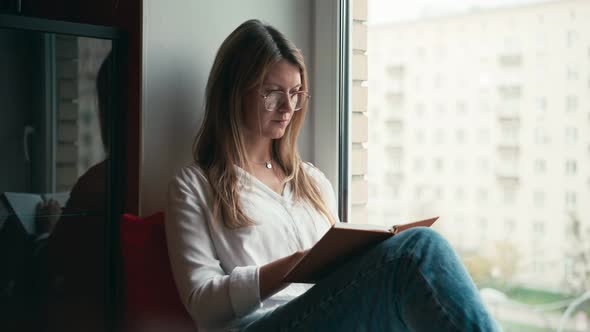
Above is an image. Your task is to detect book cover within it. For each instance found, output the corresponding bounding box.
[0,192,70,234]
[283,217,439,283]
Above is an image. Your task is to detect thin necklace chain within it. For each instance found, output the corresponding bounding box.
[252,159,273,169]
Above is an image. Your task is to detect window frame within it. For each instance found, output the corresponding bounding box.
[312,0,350,222]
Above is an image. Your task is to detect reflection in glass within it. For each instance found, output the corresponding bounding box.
[0,29,112,332]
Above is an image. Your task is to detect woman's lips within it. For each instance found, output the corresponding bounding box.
[273,119,290,126]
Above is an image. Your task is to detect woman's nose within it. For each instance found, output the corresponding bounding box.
[278,96,294,113]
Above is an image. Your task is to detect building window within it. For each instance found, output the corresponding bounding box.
[455,187,465,200]
[435,187,444,200]
[479,217,488,229]
[564,127,578,144]
[533,221,544,236]
[82,133,93,146]
[391,185,400,199]
[456,129,466,144]
[504,218,516,232]
[501,124,518,143]
[566,30,576,48]
[416,47,426,61]
[388,153,402,172]
[534,159,546,173]
[415,75,422,89]
[503,186,516,205]
[477,188,488,202]
[414,157,425,172]
[477,129,490,144]
[533,191,545,207]
[566,68,578,81]
[536,97,547,113]
[415,103,426,117]
[565,191,577,209]
[434,158,444,172]
[415,129,426,144]
[386,117,403,131]
[434,73,444,88]
[454,158,466,173]
[478,158,490,171]
[434,129,445,144]
[386,64,404,79]
[566,95,578,111]
[435,103,446,117]
[415,186,425,200]
[456,101,467,114]
[355,2,590,330]
[565,160,577,175]
[534,127,550,145]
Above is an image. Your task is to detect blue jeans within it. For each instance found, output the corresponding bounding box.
[241,227,500,331]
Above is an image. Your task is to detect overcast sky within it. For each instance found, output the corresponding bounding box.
[368,0,555,24]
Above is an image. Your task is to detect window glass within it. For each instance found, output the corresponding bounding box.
[0,28,114,331]
[353,0,590,330]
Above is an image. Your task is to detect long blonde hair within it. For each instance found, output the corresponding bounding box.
[193,19,336,229]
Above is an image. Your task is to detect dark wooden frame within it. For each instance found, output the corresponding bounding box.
[0,5,141,329]
[18,0,143,216]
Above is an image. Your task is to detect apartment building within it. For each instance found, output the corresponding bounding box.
[367,0,590,289]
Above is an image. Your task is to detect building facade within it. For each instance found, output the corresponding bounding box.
[367,0,590,290]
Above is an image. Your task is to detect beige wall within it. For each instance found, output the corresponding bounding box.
[140,0,315,215]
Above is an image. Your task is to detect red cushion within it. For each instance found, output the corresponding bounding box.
[120,212,196,332]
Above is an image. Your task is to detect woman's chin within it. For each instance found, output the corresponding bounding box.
[269,129,286,139]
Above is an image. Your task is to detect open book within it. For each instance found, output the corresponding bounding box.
[282,217,439,283]
[0,192,70,234]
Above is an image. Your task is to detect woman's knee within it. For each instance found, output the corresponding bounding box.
[396,226,443,244]
[383,227,451,257]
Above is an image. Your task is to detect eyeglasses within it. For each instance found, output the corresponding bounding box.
[259,90,310,112]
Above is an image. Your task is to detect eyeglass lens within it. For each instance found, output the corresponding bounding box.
[265,92,307,111]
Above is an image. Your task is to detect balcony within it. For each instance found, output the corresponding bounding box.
[384,143,403,156]
[497,132,520,147]
[497,110,520,121]
[497,144,520,154]
[385,87,403,98]
[384,118,403,133]
[498,53,523,66]
[497,84,522,99]
[385,91,404,107]
[384,117,403,127]
[386,64,405,78]
[496,157,519,182]
[385,171,404,185]
[496,171,520,185]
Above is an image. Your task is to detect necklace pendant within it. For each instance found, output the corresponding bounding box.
[266,162,272,169]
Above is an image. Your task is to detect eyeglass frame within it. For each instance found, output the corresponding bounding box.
[258,90,311,112]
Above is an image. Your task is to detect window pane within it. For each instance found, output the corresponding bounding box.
[0,30,113,331]
[355,0,590,330]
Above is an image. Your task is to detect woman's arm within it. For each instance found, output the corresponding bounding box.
[259,250,307,300]
[167,168,262,326]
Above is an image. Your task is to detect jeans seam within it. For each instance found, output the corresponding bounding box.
[285,253,400,330]
[401,249,465,332]
[288,252,470,332]
[287,253,391,329]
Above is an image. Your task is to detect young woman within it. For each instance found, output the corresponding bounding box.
[166,19,499,332]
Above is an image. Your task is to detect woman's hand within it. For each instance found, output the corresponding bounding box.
[36,199,62,234]
[259,249,309,301]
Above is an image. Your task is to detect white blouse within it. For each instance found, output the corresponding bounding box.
[165,163,339,331]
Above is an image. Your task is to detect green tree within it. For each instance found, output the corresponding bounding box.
[564,212,590,294]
